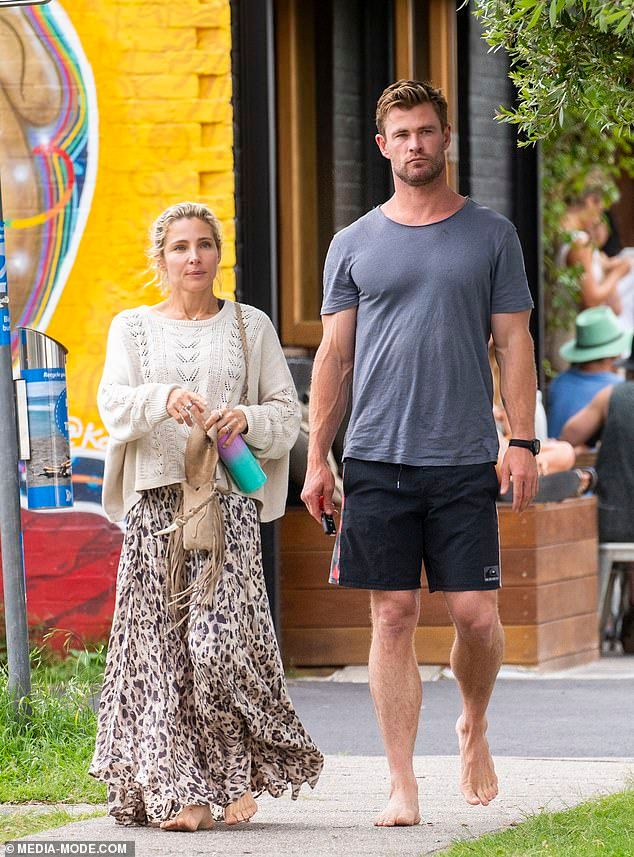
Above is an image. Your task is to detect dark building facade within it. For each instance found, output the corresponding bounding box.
[231,0,542,634]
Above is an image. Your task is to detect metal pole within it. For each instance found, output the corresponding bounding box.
[0,197,31,703]
[0,0,55,707]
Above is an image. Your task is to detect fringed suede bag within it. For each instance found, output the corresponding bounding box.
[154,302,250,627]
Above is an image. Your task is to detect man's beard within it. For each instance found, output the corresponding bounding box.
[394,154,445,187]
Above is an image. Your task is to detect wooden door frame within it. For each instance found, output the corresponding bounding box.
[394,0,458,189]
[276,0,459,348]
[276,0,322,347]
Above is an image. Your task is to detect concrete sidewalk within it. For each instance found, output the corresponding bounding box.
[11,756,633,857]
[315,655,634,683]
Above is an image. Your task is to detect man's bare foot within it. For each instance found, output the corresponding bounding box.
[159,804,214,832]
[456,715,498,806]
[374,780,421,827]
[224,790,258,825]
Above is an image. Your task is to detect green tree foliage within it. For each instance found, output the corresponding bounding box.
[472,0,634,142]
[470,1,634,361]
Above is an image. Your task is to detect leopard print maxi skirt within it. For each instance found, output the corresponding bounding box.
[89,486,324,825]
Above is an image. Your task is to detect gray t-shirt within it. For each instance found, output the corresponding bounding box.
[321,199,533,466]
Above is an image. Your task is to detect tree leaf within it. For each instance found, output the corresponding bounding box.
[529,1,544,28]
[549,0,559,26]
[614,12,632,34]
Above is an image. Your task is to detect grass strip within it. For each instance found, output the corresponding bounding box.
[1,808,106,844]
[436,789,634,856]
[0,650,107,804]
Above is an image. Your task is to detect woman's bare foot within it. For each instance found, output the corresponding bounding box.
[159,804,214,832]
[374,778,420,827]
[224,790,258,825]
[456,715,498,806]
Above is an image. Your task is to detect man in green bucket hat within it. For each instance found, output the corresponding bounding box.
[547,306,632,438]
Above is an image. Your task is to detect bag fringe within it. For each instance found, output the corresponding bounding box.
[164,488,227,631]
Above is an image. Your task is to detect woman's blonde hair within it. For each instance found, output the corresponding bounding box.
[147,201,223,292]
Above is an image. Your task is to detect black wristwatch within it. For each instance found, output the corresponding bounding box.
[509,438,541,456]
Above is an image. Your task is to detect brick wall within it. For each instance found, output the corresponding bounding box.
[461,16,515,220]
[332,0,365,232]
[0,0,237,645]
[43,0,236,438]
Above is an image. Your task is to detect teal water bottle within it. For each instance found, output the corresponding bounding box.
[217,432,267,493]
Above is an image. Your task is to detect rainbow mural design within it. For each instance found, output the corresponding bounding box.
[0,1,103,648]
[1,0,97,347]
[0,0,235,649]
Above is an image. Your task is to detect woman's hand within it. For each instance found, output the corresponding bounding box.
[602,255,632,277]
[166,388,208,427]
[204,407,248,447]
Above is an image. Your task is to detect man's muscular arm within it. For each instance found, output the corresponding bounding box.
[301,307,357,522]
[491,310,539,513]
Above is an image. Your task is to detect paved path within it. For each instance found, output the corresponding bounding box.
[13,757,633,856]
[288,677,634,757]
[6,658,633,854]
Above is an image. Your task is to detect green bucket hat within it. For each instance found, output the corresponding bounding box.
[559,306,632,363]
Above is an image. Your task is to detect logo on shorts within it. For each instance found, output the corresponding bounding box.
[484,565,500,582]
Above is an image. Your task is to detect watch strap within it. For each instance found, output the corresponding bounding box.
[509,438,540,456]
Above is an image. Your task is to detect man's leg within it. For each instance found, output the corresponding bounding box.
[444,589,503,806]
[369,588,422,826]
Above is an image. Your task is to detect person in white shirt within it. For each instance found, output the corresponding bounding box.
[559,187,633,322]
[90,202,323,832]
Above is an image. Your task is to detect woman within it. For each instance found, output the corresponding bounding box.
[90,202,324,831]
[559,187,632,316]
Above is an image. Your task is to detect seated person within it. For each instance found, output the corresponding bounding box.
[493,399,592,501]
[494,401,575,478]
[561,341,634,651]
[489,345,591,501]
[560,184,632,316]
[561,341,634,543]
[547,306,630,438]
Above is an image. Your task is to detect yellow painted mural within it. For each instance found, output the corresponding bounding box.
[2,0,235,451]
[0,0,235,644]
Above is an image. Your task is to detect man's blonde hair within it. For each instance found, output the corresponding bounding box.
[376,80,448,137]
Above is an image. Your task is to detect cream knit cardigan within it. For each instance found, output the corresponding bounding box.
[98,301,301,523]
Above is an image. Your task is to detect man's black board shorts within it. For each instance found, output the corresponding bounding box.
[329,458,502,592]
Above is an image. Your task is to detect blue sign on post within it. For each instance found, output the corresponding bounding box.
[0,223,10,346]
[22,366,73,509]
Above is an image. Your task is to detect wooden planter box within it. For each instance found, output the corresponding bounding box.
[280,497,599,670]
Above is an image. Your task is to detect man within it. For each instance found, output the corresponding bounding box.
[561,337,634,651]
[301,80,539,827]
[547,306,630,439]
